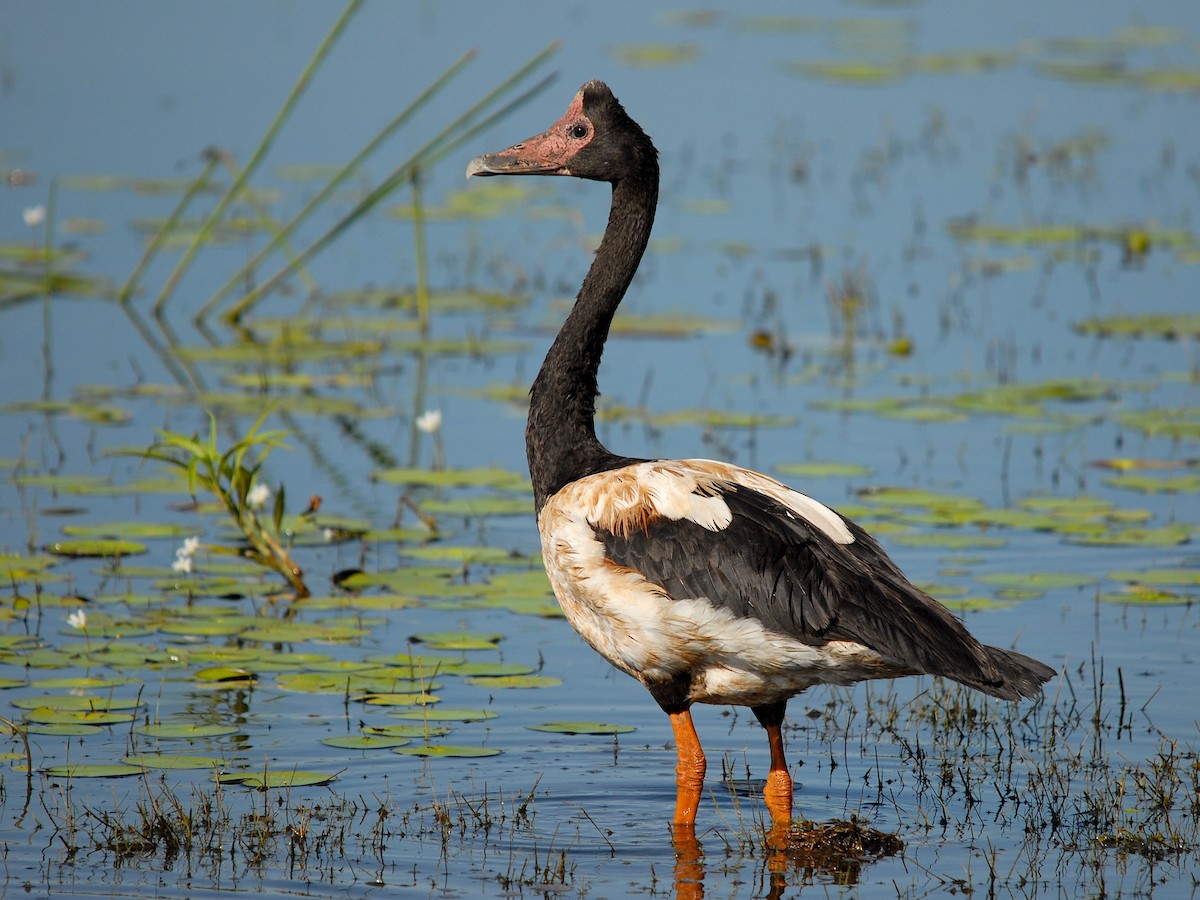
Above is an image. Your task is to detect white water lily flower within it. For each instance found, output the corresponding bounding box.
[171,554,193,575]
[66,610,87,630]
[182,535,201,556]
[248,483,271,509]
[23,205,45,227]
[416,409,442,433]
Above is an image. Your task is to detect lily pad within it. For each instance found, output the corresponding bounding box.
[392,745,501,759]
[218,770,339,789]
[390,708,498,722]
[45,539,147,558]
[135,722,240,740]
[463,674,563,689]
[528,721,636,735]
[320,735,412,750]
[43,764,145,779]
[123,754,230,770]
[411,631,503,651]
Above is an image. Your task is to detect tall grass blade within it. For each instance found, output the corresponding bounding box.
[195,48,478,325]
[151,0,365,313]
[221,42,559,323]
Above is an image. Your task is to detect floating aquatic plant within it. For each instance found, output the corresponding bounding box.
[136,411,310,597]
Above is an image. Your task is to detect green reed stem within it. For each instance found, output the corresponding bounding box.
[120,148,221,307]
[195,48,478,325]
[220,40,558,325]
[151,0,364,313]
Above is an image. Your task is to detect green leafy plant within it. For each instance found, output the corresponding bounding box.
[142,411,309,597]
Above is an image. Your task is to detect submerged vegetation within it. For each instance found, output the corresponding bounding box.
[1,0,1198,897]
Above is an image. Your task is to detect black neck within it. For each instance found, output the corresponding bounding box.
[527,166,659,510]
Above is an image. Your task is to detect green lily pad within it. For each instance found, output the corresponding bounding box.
[527,721,636,735]
[23,708,135,726]
[45,539,147,558]
[60,522,196,540]
[776,462,874,479]
[123,754,230,770]
[363,724,452,739]
[1106,568,1200,586]
[612,42,700,67]
[390,708,498,722]
[977,572,1099,590]
[392,745,501,759]
[218,770,338,789]
[43,764,145,779]
[1098,586,1194,606]
[1103,474,1200,494]
[135,723,240,739]
[411,631,503,650]
[10,694,142,711]
[463,674,563,689]
[359,692,439,707]
[439,662,536,677]
[1067,526,1192,547]
[372,466,529,490]
[320,735,412,750]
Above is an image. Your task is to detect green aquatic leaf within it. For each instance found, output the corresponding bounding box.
[218,770,338,788]
[122,754,230,770]
[1106,568,1200,586]
[359,692,439,707]
[372,466,529,490]
[135,723,240,739]
[1075,312,1200,340]
[1103,474,1200,494]
[43,764,144,779]
[363,723,452,739]
[1067,526,1192,547]
[463,674,563,689]
[977,572,1099,590]
[412,631,502,651]
[786,59,907,83]
[45,539,147,558]
[23,708,135,726]
[420,495,532,518]
[776,462,874,479]
[612,42,700,67]
[10,694,142,711]
[320,735,411,750]
[392,745,501,759]
[60,521,196,540]
[390,708,498,722]
[528,721,636,735]
[1098,586,1194,606]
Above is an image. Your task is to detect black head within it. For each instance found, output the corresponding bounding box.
[466,80,657,184]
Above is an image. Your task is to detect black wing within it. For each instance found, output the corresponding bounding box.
[598,482,1053,699]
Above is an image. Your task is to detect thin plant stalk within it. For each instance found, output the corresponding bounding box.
[220,42,558,324]
[151,0,365,313]
[195,48,477,325]
[410,167,430,337]
[121,147,221,306]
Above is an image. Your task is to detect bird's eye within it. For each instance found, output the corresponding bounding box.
[570,122,589,140]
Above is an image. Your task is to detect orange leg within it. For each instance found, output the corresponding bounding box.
[753,702,793,828]
[669,709,707,826]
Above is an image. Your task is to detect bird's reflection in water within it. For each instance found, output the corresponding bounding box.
[671,818,903,899]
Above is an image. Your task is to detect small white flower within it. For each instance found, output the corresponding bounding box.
[322,527,336,543]
[67,610,88,630]
[248,483,271,509]
[415,409,442,433]
[181,536,201,556]
[172,554,193,575]
[23,205,45,228]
